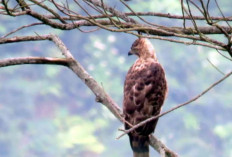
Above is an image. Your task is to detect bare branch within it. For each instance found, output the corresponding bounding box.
[27,10,68,29]
[216,49,232,61]
[207,58,225,75]
[16,0,30,11]
[1,22,43,38]
[0,34,51,44]
[84,0,137,24]
[180,0,186,28]
[48,34,123,119]
[0,57,69,67]
[2,0,14,16]
[6,11,231,38]
[128,32,225,50]
[2,5,232,21]
[29,0,66,24]
[214,0,232,30]
[189,0,204,16]
[119,0,160,27]
[149,135,178,157]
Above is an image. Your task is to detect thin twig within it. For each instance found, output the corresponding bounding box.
[2,0,14,16]
[85,0,137,24]
[180,0,186,29]
[214,0,232,30]
[1,22,43,38]
[29,0,66,23]
[120,0,160,27]
[216,49,232,61]
[207,58,225,75]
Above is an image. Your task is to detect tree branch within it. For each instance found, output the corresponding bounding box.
[0,57,69,67]
[149,135,178,157]
[84,0,137,24]
[0,35,51,44]
[1,22,43,38]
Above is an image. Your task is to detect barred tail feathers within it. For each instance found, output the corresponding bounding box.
[129,134,149,157]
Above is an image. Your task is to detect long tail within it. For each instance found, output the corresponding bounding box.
[129,134,149,157]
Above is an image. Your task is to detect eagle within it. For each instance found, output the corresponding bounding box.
[123,38,167,157]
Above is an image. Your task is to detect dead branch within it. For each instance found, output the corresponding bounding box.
[0,35,51,44]
[0,0,231,56]
[1,22,43,38]
[0,57,69,67]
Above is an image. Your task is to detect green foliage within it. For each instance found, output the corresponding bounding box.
[214,124,232,139]
[55,113,105,154]
[183,113,199,130]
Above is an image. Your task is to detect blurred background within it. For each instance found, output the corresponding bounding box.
[0,0,232,157]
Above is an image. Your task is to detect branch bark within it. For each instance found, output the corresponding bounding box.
[0,57,69,67]
[0,0,231,56]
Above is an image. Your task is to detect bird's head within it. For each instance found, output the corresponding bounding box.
[128,38,157,60]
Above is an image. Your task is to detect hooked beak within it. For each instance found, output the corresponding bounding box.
[128,51,133,56]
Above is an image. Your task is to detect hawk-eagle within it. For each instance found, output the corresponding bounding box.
[123,38,167,157]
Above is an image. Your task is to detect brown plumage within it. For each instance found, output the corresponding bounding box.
[123,38,167,157]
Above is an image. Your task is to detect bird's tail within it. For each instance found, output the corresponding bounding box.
[129,134,149,157]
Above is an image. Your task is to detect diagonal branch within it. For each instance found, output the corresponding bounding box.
[0,34,177,157]
[2,0,14,16]
[149,135,178,157]
[49,34,177,157]
[49,34,124,121]
[29,0,66,24]
[1,22,43,38]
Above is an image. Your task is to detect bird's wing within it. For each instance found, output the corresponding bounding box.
[123,61,167,135]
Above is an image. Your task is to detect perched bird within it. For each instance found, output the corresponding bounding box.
[123,38,167,157]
